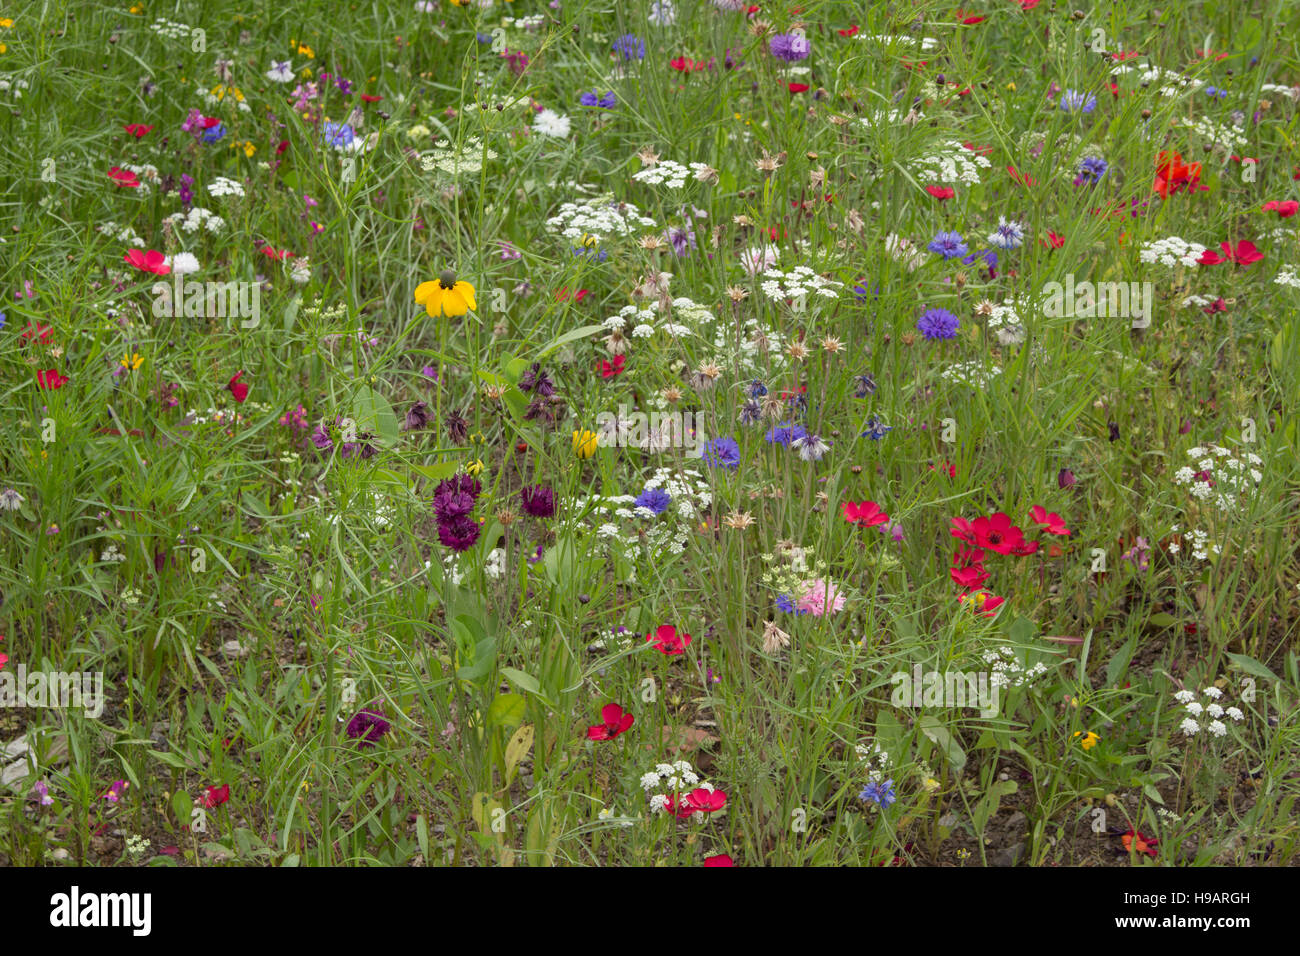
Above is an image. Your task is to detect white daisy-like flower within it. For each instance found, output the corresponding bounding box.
[533,109,571,139]
[1179,717,1201,736]
[265,61,295,83]
[167,252,201,275]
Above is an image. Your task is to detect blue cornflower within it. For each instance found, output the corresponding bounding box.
[748,380,768,398]
[738,399,762,425]
[853,281,880,302]
[701,436,741,469]
[633,486,672,515]
[324,122,355,149]
[1059,89,1098,113]
[775,594,809,615]
[613,34,645,61]
[854,373,876,398]
[200,121,226,144]
[916,307,960,340]
[927,230,968,260]
[1204,86,1228,99]
[961,248,999,278]
[861,415,892,440]
[0,312,6,331]
[579,89,617,108]
[476,32,494,45]
[765,422,808,447]
[1074,155,1109,186]
[859,778,896,809]
[986,217,1025,250]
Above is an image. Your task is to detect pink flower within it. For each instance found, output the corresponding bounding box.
[796,578,846,616]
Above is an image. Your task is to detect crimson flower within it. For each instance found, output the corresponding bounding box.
[227,371,249,403]
[1263,200,1299,218]
[969,512,1028,555]
[587,703,635,740]
[107,166,141,188]
[1007,165,1037,186]
[1029,505,1071,536]
[599,355,626,378]
[1153,151,1205,198]
[1202,297,1228,315]
[124,249,171,275]
[262,246,295,260]
[1043,230,1066,249]
[37,369,69,390]
[959,589,1005,617]
[200,784,231,808]
[360,94,383,103]
[837,25,859,36]
[1121,828,1158,858]
[1197,240,1263,266]
[685,787,727,813]
[21,322,53,345]
[646,624,691,656]
[926,185,955,201]
[842,500,889,527]
[703,854,735,866]
[123,124,154,138]
[950,563,990,589]
[787,82,809,93]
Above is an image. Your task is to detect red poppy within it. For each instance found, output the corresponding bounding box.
[962,142,994,156]
[107,166,141,188]
[928,460,957,478]
[599,355,626,378]
[1043,230,1066,249]
[837,25,859,36]
[703,854,734,866]
[276,140,290,155]
[37,369,69,390]
[360,94,383,103]
[21,322,53,345]
[1028,505,1071,536]
[124,249,171,275]
[1202,297,1228,314]
[842,500,889,527]
[950,563,990,589]
[227,371,249,403]
[1007,165,1037,186]
[646,624,691,656]
[787,82,809,93]
[1262,200,1298,218]
[200,784,231,808]
[670,57,707,72]
[202,116,222,129]
[926,185,955,201]
[959,589,1005,617]
[123,124,154,138]
[1110,50,1142,60]
[684,787,727,813]
[587,703,635,740]
[1120,828,1158,858]
[261,246,295,260]
[1153,151,1205,198]
[1197,240,1263,266]
[1019,0,1042,10]
[969,512,1029,555]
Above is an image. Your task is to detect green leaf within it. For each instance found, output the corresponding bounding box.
[410,461,460,483]
[353,385,400,447]
[1226,652,1276,682]
[1146,612,1177,629]
[487,693,526,729]
[535,323,605,360]
[501,667,541,694]
[919,716,967,770]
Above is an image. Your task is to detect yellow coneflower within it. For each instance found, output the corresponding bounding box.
[572,429,599,459]
[120,352,144,371]
[1073,731,1100,750]
[415,269,477,318]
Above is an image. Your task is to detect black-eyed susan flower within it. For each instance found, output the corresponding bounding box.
[573,429,599,458]
[1073,731,1100,750]
[415,270,477,318]
[120,352,144,371]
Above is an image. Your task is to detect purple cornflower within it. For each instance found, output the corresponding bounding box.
[701,436,741,469]
[403,401,430,431]
[518,362,555,396]
[1074,156,1109,186]
[178,173,194,208]
[927,230,968,260]
[310,422,333,450]
[765,422,807,447]
[346,705,392,748]
[520,484,557,518]
[1059,89,1097,113]
[861,415,892,440]
[437,515,481,551]
[613,34,645,60]
[633,486,672,515]
[917,307,960,340]
[324,122,354,149]
[775,594,808,615]
[201,122,226,144]
[667,225,696,256]
[854,374,877,398]
[579,89,617,108]
[769,32,811,62]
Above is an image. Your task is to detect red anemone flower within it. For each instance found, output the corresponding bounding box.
[200,784,231,808]
[37,369,69,390]
[926,185,955,201]
[1197,240,1263,266]
[108,166,141,188]
[1028,505,1071,536]
[587,703,635,740]
[599,355,626,378]
[646,624,691,656]
[1262,200,1299,218]
[227,371,250,403]
[123,124,154,138]
[970,512,1028,555]
[842,500,889,527]
[1153,151,1205,198]
[124,249,171,275]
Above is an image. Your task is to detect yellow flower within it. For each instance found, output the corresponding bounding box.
[572,429,599,459]
[0,18,13,27]
[297,43,314,58]
[465,459,484,477]
[1073,731,1100,751]
[233,140,255,157]
[120,352,144,371]
[415,270,477,318]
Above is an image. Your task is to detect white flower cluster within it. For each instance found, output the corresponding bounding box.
[1172,444,1263,512]
[981,646,1048,689]
[911,140,993,186]
[207,177,245,199]
[603,302,661,338]
[632,159,714,189]
[1175,686,1245,738]
[856,35,939,51]
[759,265,844,302]
[98,221,145,247]
[1116,63,1202,97]
[165,206,226,235]
[1177,115,1249,149]
[149,17,192,39]
[546,197,658,241]
[940,360,1002,389]
[1275,267,1300,290]
[0,75,31,99]
[1260,82,1300,100]
[1166,525,1220,561]
[855,738,892,784]
[1138,236,1208,268]
[1180,293,1220,309]
[420,136,498,177]
[670,297,716,327]
[986,301,1026,345]
[641,760,722,821]
[99,543,127,563]
[579,467,713,555]
[707,319,790,376]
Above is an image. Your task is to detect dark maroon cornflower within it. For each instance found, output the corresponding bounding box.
[1058,468,1076,489]
[311,422,333,450]
[404,401,430,431]
[437,515,481,551]
[520,484,557,518]
[445,411,469,443]
[346,705,392,748]
[524,395,561,425]
[1107,422,1120,442]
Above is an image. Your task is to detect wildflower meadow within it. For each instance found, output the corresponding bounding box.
[2,0,1299,894]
